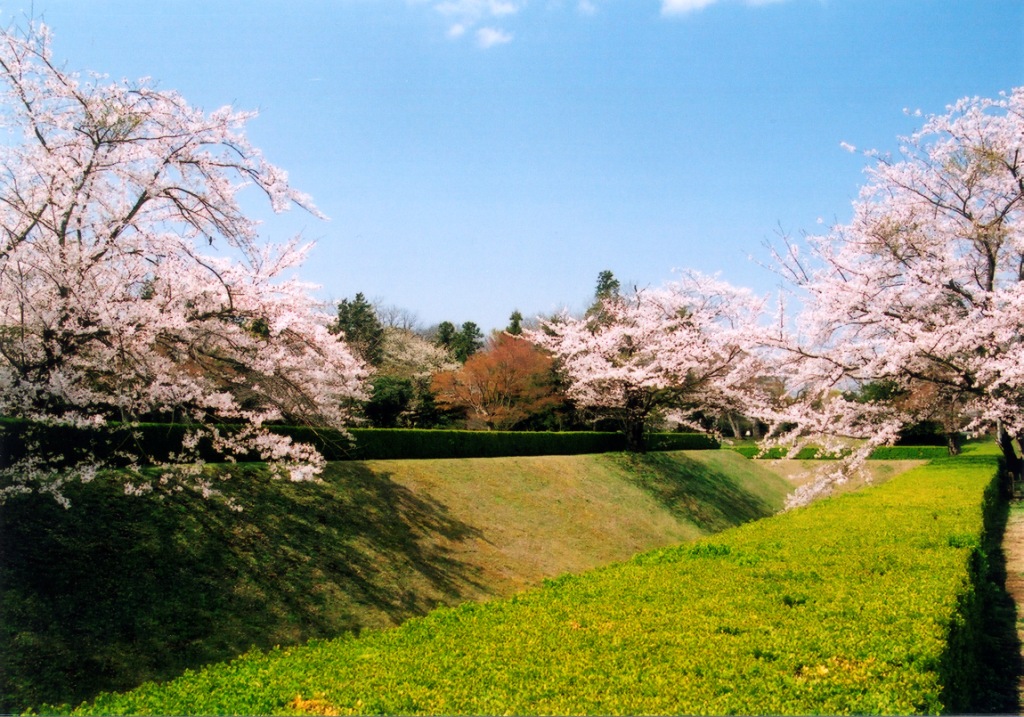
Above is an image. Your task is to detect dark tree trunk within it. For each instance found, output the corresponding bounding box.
[621,393,648,453]
[946,432,961,456]
[997,423,1021,496]
[998,424,1020,472]
[623,418,646,453]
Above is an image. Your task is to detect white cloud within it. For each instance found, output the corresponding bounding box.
[661,0,792,15]
[434,0,523,20]
[661,0,720,14]
[433,0,522,46]
[489,1,520,16]
[477,26,514,47]
[419,0,792,44]
[428,0,795,47]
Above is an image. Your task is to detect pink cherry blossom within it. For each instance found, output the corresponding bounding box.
[769,87,1024,504]
[0,22,367,503]
[526,271,768,450]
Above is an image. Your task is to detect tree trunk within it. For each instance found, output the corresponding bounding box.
[997,422,1021,496]
[726,414,741,439]
[623,418,646,453]
[946,432,961,456]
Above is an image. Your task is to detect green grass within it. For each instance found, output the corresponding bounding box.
[64,453,1014,715]
[728,442,950,460]
[868,445,952,460]
[1,450,791,713]
[609,450,797,533]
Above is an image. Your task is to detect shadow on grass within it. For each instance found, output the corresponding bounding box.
[955,488,1023,714]
[610,452,779,533]
[0,463,485,713]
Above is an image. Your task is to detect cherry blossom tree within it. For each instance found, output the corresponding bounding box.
[363,326,457,427]
[526,272,766,450]
[770,87,1024,499]
[0,22,367,503]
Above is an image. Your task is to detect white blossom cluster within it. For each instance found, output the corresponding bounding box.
[526,271,769,447]
[0,23,368,503]
[769,87,1024,504]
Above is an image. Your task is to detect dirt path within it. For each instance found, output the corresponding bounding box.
[1004,506,1024,710]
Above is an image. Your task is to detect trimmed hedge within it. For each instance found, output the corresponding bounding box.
[338,428,718,460]
[308,428,626,460]
[868,445,952,460]
[0,418,222,468]
[70,454,1011,715]
[0,418,719,466]
[729,443,950,460]
[730,444,825,459]
[645,431,720,452]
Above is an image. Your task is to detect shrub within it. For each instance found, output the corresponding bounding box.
[645,432,720,451]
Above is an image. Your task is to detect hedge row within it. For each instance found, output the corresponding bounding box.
[729,443,950,460]
[0,418,209,468]
[0,418,242,468]
[645,431,720,452]
[73,454,1008,715]
[867,445,953,460]
[338,428,716,460]
[0,418,719,465]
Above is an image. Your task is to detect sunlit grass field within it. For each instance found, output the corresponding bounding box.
[65,450,1013,715]
[2,450,791,713]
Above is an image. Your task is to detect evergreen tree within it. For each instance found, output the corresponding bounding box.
[506,310,524,336]
[433,320,484,363]
[333,293,385,366]
[594,270,621,301]
[587,270,622,323]
[452,322,484,363]
[434,321,457,351]
[364,376,415,427]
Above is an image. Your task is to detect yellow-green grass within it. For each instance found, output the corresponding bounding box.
[69,453,1011,715]
[758,458,928,492]
[729,442,951,460]
[2,450,790,713]
[374,450,795,596]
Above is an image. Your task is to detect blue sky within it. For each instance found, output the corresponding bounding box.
[13,0,1024,331]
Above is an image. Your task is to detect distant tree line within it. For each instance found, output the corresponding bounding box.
[330,291,568,431]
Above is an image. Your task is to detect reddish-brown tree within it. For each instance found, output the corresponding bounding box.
[431,333,561,429]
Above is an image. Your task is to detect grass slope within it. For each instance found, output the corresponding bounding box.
[2,450,790,713]
[73,453,1015,716]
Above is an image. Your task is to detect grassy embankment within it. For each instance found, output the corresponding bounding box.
[2,449,791,713]
[66,448,1018,715]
